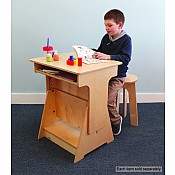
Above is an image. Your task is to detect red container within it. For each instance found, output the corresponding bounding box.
[78,58,82,66]
[67,59,74,66]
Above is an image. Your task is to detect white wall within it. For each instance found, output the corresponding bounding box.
[12,0,164,94]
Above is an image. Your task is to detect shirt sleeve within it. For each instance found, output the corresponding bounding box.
[110,37,132,65]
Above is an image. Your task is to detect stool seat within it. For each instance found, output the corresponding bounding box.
[124,74,138,84]
[118,73,138,126]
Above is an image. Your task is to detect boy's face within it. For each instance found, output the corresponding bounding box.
[104,19,123,37]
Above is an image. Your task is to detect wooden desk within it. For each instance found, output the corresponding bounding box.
[30,52,122,163]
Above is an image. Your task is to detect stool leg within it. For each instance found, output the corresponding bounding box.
[124,83,138,126]
[123,88,127,118]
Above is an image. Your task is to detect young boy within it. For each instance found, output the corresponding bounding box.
[93,9,132,135]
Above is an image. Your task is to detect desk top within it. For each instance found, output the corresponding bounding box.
[30,52,122,75]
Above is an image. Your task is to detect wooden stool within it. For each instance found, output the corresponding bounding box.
[118,73,138,126]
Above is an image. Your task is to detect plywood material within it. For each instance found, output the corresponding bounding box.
[55,90,88,129]
[44,120,80,148]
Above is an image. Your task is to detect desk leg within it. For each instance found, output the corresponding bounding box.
[74,107,114,163]
[38,90,57,139]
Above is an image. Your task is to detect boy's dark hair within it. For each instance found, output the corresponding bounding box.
[104,9,125,25]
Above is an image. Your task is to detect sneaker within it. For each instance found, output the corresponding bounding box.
[111,116,123,135]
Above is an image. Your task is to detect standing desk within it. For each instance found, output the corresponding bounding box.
[30,52,122,163]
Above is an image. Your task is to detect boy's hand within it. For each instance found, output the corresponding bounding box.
[93,52,111,60]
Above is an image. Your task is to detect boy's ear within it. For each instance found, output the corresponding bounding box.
[119,22,123,28]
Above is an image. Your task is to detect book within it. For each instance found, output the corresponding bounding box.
[40,69,77,82]
[72,45,107,64]
[72,45,95,59]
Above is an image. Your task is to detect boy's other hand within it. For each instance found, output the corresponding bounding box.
[93,52,111,60]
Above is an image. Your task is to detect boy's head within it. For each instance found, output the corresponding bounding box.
[104,9,125,37]
[104,9,125,25]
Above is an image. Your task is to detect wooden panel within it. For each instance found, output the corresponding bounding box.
[43,129,77,155]
[74,107,114,163]
[44,120,80,148]
[38,90,57,139]
[54,79,89,101]
[78,66,118,134]
[55,90,88,129]
[36,69,78,85]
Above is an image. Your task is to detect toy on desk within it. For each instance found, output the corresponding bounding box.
[69,56,79,66]
[78,58,82,66]
[46,53,52,62]
[53,50,59,61]
[66,55,74,66]
[43,38,54,62]
[66,55,82,67]
[43,38,53,53]
[74,58,78,65]
[69,55,74,61]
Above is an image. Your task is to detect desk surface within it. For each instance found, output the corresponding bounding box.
[30,52,122,75]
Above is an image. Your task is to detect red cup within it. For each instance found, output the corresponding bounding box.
[78,58,82,66]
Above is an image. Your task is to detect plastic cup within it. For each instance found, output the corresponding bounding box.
[46,53,52,62]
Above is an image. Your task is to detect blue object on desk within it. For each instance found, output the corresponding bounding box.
[69,55,74,61]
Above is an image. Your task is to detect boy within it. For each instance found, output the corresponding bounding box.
[93,9,132,135]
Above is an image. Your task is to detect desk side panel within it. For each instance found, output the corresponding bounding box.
[78,66,118,134]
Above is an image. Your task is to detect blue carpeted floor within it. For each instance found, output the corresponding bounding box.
[12,103,165,175]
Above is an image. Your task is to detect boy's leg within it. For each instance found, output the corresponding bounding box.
[108,77,125,125]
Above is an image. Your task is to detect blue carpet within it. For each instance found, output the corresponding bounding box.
[12,103,164,175]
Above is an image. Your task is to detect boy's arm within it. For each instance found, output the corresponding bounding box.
[110,39,132,64]
[95,35,132,63]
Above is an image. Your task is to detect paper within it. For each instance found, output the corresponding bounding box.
[72,45,95,59]
[72,45,107,64]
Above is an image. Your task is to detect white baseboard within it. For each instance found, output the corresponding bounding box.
[136,93,165,103]
[11,93,165,104]
[11,93,46,104]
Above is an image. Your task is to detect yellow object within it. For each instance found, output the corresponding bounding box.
[46,53,52,62]
[74,58,78,65]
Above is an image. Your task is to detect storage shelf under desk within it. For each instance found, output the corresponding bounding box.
[43,120,81,155]
[35,69,78,85]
